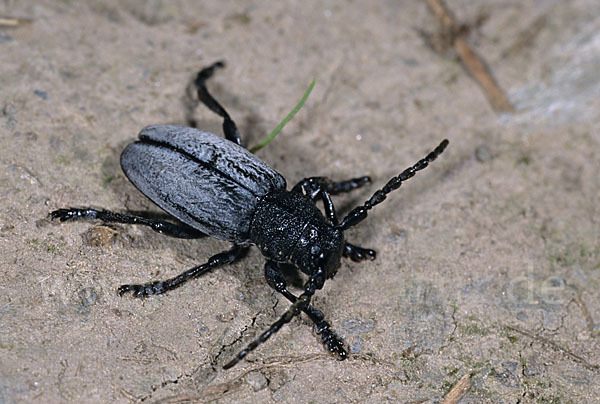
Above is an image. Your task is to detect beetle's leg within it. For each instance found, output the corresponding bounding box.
[292,176,370,226]
[223,266,327,369]
[292,177,377,252]
[292,176,371,197]
[320,189,339,225]
[118,244,247,297]
[51,207,206,239]
[263,261,347,359]
[343,242,376,262]
[187,61,242,146]
[339,139,449,230]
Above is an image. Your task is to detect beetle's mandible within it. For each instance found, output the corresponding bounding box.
[51,61,449,369]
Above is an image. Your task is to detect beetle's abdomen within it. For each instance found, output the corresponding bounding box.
[120,125,286,242]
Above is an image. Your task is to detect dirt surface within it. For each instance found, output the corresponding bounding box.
[1,1,599,403]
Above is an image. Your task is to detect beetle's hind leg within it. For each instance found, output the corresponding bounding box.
[263,261,347,359]
[186,61,243,146]
[119,244,247,297]
[50,207,206,239]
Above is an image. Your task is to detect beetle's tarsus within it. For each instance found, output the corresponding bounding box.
[292,176,372,198]
[118,281,165,297]
[343,242,376,262]
[315,320,347,359]
[50,207,96,222]
[291,176,372,226]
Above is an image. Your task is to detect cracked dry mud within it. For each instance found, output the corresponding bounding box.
[1,1,599,403]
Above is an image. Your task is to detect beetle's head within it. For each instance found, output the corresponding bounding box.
[291,223,345,279]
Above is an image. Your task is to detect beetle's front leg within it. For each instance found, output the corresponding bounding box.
[224,265,329,369]
[292,176,370,226]
[264,261,347,359]
[292,176,371,198]
[118,244,247,297]
[292,178,377,256]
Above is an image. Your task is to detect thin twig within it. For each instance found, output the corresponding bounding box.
[501,13,547,59]
[0,16,33,27]
[424,0,514,113]
[441,373,471,404]
[574,294,596,333]
[506,325,599,372]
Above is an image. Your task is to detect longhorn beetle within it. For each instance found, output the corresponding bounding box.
[51,61,449,369]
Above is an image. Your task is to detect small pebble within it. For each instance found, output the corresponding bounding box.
[475,145,491,162]
[0,32,13,43]
[83,225,118,246]
[79,287,98,307]
[246,371,268,392]
[33,90,49,100]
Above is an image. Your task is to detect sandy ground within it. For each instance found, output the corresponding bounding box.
[1,1,599,403]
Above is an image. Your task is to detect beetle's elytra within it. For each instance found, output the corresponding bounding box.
[51,61,449,369]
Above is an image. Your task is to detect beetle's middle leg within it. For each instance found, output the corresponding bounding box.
[263,261,347,357]
[119,244,247,297]
[51,207,206,239]
[186,61,243,146]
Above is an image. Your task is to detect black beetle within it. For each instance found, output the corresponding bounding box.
[51,62,449,369]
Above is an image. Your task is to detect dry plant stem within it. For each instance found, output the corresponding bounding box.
[441,373,471,404]
[574,294,595,333]
[0,16,32,27]
[506,325,599,372]
[424,0,514,113]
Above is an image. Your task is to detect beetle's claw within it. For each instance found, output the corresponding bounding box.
[357,248,376,261]
[334,345,348,361]
[118,284,148,297]
[346,246,377,262]
[118,284,136,296]
[325,336,347,360]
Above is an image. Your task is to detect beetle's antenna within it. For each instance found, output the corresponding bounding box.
[223,294,309,369]
[338,139,449,230]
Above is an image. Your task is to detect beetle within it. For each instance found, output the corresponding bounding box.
[51,61,449,369]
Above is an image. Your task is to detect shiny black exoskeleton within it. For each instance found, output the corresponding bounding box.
[51,61,449,369]
[250,189,345,279]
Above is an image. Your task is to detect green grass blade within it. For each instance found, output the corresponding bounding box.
[250,79,316,153]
